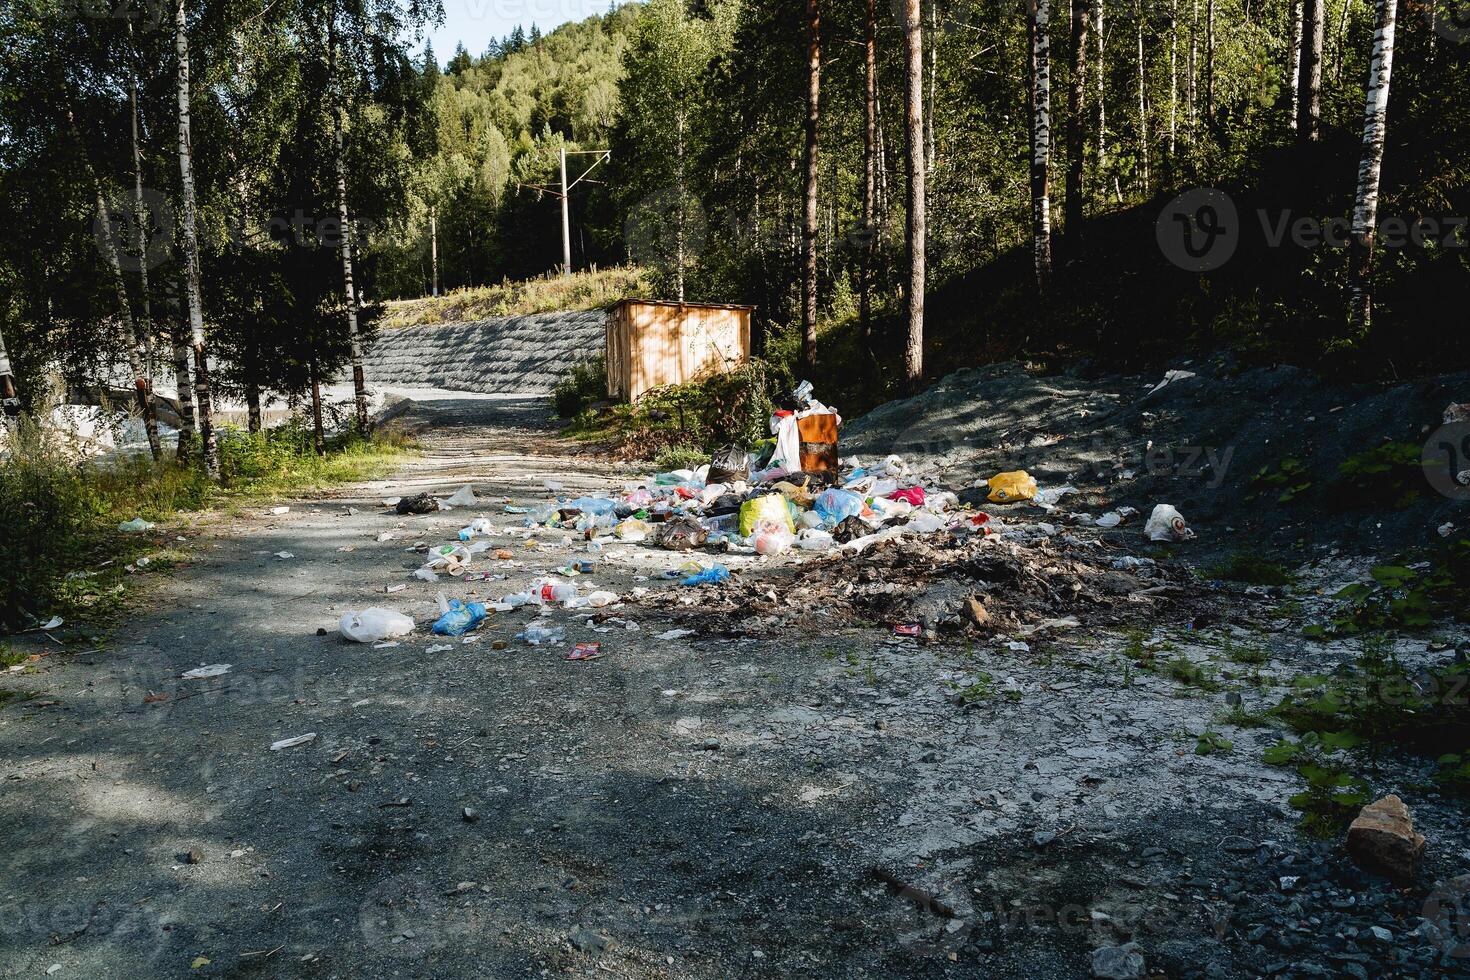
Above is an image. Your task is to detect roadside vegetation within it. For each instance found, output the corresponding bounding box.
[380,267,648,330]
[0,417,411,632]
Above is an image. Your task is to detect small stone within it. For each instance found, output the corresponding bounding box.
[1367,926,1393,943]
[963,597,990,627]
[492,640,508,650]
[696,738,720,751]
[1092,941,1146,979]
[185,848,203,865]
[462,807,479,823]
[316,627,328,636]
[568,927,608,952]
[1346,795,1425,884]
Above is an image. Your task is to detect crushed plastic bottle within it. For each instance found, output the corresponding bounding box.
[518,624,567,646]
[432,598,489,636]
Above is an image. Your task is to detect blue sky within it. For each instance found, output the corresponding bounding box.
[424,0,620,62]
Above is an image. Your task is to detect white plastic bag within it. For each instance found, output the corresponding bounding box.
[1145,504,1195,542]
[443,485,478,507]
[795,529,834,551]
[339,607,415,643]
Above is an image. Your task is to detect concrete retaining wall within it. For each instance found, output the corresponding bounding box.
[360,309,609,395]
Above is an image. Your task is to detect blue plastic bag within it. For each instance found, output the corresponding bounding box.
[681,565,730,587]
[432,599,489,636]
[814,488,865,525]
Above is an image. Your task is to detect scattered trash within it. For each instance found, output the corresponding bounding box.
[432,596,489,636]
[519,624,566,646]
[270,733,317,751]
[566,641,602,661]
[414,568,439,582]
[443,485,478,508]
[658,628,696,640]
[893,624,921,638]
[339,607,414,643]
[118,517,154,532]
[1439,522,1456,538]
[270,506,291,515]
[396,493,438,515]
[39,616,63,631]
[274,551,294,560]
[985,471,1038,503]
[426,643,454,654]
[181,664,231,679]
[681,565,729,587]
[1144,504,1195,542]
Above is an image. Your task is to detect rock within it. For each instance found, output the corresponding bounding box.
[185,848,204,864]
[462,807,479,823]
[1346,795,1425,884]
[1367,926,1393,943]
[1092,942,1146,979]
[569,927,608,953]
[963,597,990,627]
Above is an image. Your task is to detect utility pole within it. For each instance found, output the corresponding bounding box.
[559,147,572,276]
[520,148,610,278]
[430,207,439,296]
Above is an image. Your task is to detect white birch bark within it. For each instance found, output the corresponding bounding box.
[1348,0,1397,332]
[1030,0,1053,290]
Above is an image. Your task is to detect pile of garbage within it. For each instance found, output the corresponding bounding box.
[339,381,1204,649]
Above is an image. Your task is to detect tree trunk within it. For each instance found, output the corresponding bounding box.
[175,0,218,476]
[1205,0,1215,123]
[1333,0,1353,82]
[675,112,687,302]
[0,323,18,418]
[1168,0,1178,155]
[926,0,937,176]
[801,0,821,374]
[1348,0,1397,332]
[861,0,878,346]
[1066,0,1089,250]
[1137,0,1149,193]
[309,359,326,456]
[90,180,161,461]
[128,21,161,458]
[1287,0,1303,129]
[1030,0,1054,291]
[1093,0,1106,173]
[901,0,926,386]
[171,317,196,460]
[1297,0,1323,139]
[329,25,370,431]
[1189,0,1198,132]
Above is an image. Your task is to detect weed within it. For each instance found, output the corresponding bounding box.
[1207,551,1294,586]
[1335,440,1426,509]
[1263,732,1372,838]
[1165,655,1220,690]
[1222,638,1270,666]
[552,355,608,419]
[1251,457,1313,504]
[1195,731,1235,755]
[1217,704,1271,728]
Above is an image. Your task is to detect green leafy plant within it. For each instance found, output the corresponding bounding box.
[1334,441,1426,508]
[1263,731,1372,837]
[1196,731,1235,755]
[1251,457,1313,503]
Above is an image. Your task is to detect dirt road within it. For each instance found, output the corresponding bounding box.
[1,393,1463,979]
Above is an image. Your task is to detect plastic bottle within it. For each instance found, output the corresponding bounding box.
[518,624,566,646]
[530,578,576,603]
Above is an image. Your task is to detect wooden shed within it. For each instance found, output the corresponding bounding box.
[605,299,753,402]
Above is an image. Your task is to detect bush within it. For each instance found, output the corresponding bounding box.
[553,355,608,419]
[0,419,94,629]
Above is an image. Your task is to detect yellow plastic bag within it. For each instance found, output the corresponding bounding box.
[772,478,816,508]
[986,470,1038,503]
[739,494,795,537]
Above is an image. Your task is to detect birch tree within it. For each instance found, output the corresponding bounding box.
[1347,0,1398,331]
[900,0,926,385]
[328,15,370,431]
[801,0,821,373]
[1093,0,1106,173]
[1029,0,1054,290]
[1287,0,1303,130]
[1066,0,1089,250]
[860,0,878,341]
[175,0,219,476]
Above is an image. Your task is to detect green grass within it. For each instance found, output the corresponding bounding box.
[1206,551,1294,586]
[1,417,412,631]
[380,266,648,329]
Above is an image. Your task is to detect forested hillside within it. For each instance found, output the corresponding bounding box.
[1,0,1466,463]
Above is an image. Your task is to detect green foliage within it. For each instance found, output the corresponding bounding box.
[553,355,609,419]
[1207,551,1294,586]
[1263,731,1373,838]
[1195,731,1235,756]
[1334,441,1426,508]
[380,268,648,328]
[1164,655,1220,690]
[1251,457,1313,504]
[1303,558,1459,637]
[571,358,791,461]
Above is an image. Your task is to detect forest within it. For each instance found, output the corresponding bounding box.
[1,0,1467,474]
